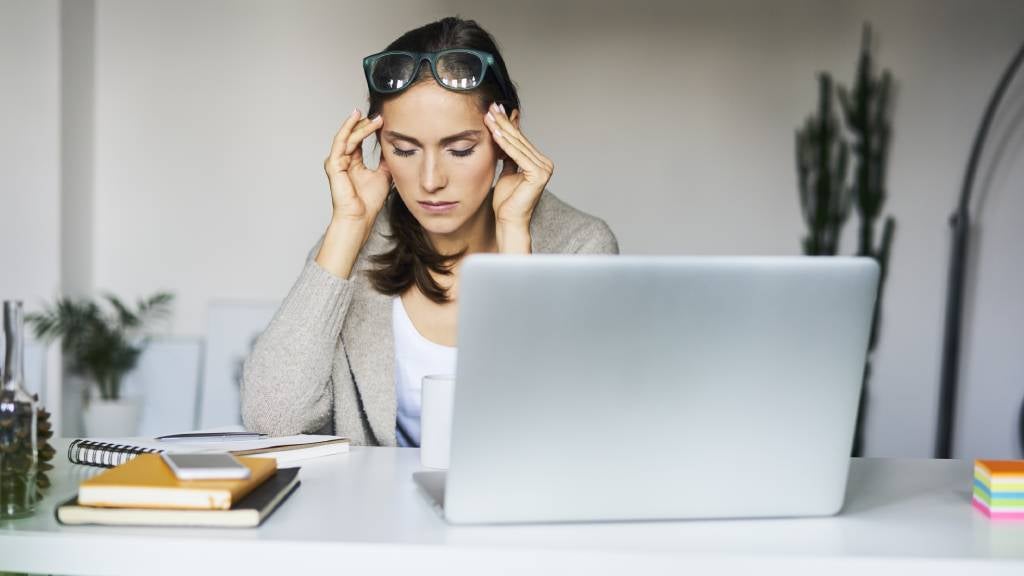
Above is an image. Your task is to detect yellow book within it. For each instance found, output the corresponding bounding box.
[78,454,277,510]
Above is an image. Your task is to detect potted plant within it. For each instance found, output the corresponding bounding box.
[27,292,174,437]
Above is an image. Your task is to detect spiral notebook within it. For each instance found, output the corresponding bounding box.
[67,434,349,468]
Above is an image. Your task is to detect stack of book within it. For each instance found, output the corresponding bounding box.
[57,453,300,528]
[973,459,1024,520]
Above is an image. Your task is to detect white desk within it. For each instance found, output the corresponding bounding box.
[1,440,1022,575]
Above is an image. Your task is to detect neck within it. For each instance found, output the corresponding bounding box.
[417,190,497,298]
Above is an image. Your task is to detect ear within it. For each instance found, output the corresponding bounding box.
[509,107,521,130]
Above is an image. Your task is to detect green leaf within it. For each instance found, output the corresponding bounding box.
[104,293,140,330]
[22,291,175,400]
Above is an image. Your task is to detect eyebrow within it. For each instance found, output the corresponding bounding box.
[384,130,482,147]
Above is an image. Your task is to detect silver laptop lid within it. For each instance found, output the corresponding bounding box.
[445,256,879,524]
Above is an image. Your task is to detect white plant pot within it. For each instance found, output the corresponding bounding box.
[83,398,141,438]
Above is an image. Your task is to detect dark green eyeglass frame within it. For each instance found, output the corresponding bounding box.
[362,48,511,101]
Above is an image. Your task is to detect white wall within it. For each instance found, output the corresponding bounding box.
[7,0,1024,458]
[0,0,60,304]
[61,0,95,298]
[955,65,1024,460]
[0,0,64,429]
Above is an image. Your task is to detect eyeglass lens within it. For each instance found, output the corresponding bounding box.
[371,52,484,91]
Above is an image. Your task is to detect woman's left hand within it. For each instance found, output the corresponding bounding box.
[484,102,553,251]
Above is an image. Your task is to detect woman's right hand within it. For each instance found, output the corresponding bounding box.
[324,108,390,230]
[316,109,390,279]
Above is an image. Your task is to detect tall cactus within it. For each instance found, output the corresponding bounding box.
[837,24,897,457]
[838,24,896,352]
[796,74,852,256]
[795,24,897,457]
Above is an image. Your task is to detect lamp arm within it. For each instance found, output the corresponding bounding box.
[936,38,1024,459]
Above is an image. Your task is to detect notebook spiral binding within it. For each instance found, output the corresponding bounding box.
[67,439,163,468]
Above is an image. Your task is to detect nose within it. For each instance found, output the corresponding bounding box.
[420,151,447,194]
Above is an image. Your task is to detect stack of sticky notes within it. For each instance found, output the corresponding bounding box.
[973,460,1024,520]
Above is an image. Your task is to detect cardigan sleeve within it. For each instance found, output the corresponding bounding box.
[240,237,355,436]
[571,218,620,255]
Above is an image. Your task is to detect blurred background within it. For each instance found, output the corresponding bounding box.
[1,0,1023,459]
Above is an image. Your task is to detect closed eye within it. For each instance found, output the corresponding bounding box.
[391,146,477,158]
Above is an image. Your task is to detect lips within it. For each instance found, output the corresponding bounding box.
[418,201,459,214]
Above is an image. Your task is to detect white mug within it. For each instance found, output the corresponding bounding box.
[420,374,455,469]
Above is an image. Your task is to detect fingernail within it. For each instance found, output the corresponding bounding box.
[491,102,500,111]
[353,108,360,117]
[499,104,506,115]
[494,129,502,139]
[485,112,495,123]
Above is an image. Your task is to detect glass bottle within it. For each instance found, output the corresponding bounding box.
[0,301,39,519]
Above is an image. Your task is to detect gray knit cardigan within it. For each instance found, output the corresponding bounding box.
[240,190,618,446]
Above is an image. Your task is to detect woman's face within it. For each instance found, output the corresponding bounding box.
[379,82,508,238]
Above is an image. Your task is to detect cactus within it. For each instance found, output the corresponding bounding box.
[838,24,896,353]
[796,73,852,256]
[796,23,897,457]
[837,24,897,457]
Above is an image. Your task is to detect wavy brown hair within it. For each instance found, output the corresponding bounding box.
[366,16,521,303]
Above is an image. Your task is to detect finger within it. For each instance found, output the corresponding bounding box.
[350,145,367,173]
[485,110,544,170]
[488,113,551,176]
[497,103,552,169]
[345,115,384,155]
[488,103,553,171]
[328,108,363,163]
[486,114,546,175]
[489,124,542,180]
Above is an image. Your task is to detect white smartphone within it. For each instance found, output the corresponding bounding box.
[160,452,251,480]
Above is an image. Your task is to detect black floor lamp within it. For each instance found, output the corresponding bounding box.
[936,38,1024,459]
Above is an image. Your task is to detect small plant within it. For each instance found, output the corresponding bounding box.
[27,292,174,401]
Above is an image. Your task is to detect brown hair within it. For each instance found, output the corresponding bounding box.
[366,16,521,303]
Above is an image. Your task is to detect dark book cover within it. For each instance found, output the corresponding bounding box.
[56,467,301,528]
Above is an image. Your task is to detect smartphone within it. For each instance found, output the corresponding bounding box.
[160,452,251,480]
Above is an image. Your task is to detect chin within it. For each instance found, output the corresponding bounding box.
[416,216,467,237]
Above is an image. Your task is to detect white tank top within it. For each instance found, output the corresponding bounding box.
[392,297,457,447]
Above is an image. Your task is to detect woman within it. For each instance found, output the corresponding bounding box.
[241,16,618,446]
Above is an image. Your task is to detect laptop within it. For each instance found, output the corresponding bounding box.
[414,255,879,524]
